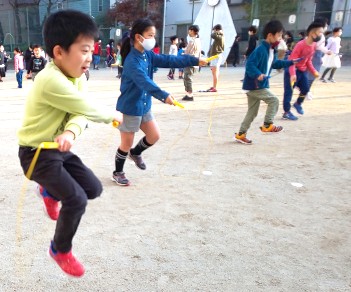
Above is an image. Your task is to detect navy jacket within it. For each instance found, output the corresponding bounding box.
[117,47,199,116]
[243,41,293,91]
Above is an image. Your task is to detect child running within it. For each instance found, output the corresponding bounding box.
[113,18,207,186]
[282,21,325,120]
[235,20,298,145]
[17,10,122,277]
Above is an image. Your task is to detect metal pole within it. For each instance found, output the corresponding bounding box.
[342,0,349,27]
[191,0,195,24]
[26,7,30,47]
[161,0,166,54]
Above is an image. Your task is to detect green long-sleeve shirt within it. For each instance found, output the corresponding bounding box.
[17,62,114,148]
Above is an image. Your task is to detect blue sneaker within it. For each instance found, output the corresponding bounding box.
[293,102,304,115]
[282,111,298,121]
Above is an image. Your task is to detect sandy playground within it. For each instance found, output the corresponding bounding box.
[0,65,350,291]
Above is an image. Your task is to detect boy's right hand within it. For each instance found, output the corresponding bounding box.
[257,74,265,81]
[290,75,297,86]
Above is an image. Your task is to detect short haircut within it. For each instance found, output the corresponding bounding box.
[170,35,178,42]
[188,25,200,34]
[33,44,41,50]
[248,25,257,34]
[213,24,222,30]
[262,20,284,39]
[333,27,342,33]
[306,21,324,34]
[314,17,328,27]
[43,10,99,58]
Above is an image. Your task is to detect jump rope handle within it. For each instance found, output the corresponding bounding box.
[173,100,185,109]
[112,121,120,128]
[205,54,219,62]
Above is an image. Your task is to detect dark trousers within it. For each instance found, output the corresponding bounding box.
[18,147,103,253]
[16,69,23,88]
[283,68,309,112]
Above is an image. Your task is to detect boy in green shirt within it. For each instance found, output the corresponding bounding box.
[17,10,122,277]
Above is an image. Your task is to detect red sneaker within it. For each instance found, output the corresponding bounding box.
[36,185,60,220]
[49,243,85,277]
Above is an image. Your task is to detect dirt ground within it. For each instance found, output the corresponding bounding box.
[0,65,350,292]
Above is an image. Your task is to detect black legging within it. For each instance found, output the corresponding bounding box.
[321,67,337,80]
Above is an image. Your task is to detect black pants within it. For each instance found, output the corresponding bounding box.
[18,147,103,253]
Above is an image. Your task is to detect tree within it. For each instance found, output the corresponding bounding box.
[245,0,298,24]
[108,0,164,28]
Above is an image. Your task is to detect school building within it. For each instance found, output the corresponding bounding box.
[0,0,110,50]
[164,0,351,55]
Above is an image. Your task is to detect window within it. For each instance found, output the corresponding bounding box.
[98,0,103,12]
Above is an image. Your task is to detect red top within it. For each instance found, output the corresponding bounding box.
[93,42,102,55]
[288,39,317,76]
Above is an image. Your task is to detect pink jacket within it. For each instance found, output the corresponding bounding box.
[14,54,24,71]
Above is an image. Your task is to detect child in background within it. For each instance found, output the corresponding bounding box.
[28,44,47,81]
[177,42,186,79]
[167,35,178,79]
[0,45,6,82]
[306,18,331,99]
[17,10,122,277]
[113,18,207,186]
[320,27,343,83]
[282,21,325,121]
[182,25,202,101]
[13,47,24,88]
[235,20,297,145]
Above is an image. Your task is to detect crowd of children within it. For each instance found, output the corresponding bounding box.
[12,9,345,279]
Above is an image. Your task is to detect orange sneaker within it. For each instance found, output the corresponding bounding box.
[234,133,252,145]
[49,242,85,277]
[260,124,283,133]
[36,185,60,220]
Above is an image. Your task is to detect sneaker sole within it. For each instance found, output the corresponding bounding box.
[111,177,131,187]
[260,127,284,134]
[282,116,298,121]
[128,154,146,170]
[234,138,252,145]
[47,249,85,278]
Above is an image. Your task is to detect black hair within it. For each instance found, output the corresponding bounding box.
[14,47,21,53]
[43,10,99,58]
[299,31,306,37]
[285,31,293,39]
[248,25,257,34]
[188,25,200,34]
[170,35,178,42]
[120,18,154,66]
[262,20,284,39]
[213,24,222,30]
[306,21,325,34]
[313,17,328,27]
[33,44,41,49]
[178,42,186,49]
[333,27,342,33]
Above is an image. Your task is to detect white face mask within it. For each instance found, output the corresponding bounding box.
[139,36,156,51]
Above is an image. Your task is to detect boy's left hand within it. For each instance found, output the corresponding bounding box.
[55,131,75,152]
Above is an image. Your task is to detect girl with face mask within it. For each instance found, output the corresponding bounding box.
[112,18,207,186]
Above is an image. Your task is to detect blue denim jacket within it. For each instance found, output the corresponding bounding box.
[243,41,293,91]
[117,47,199,116]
